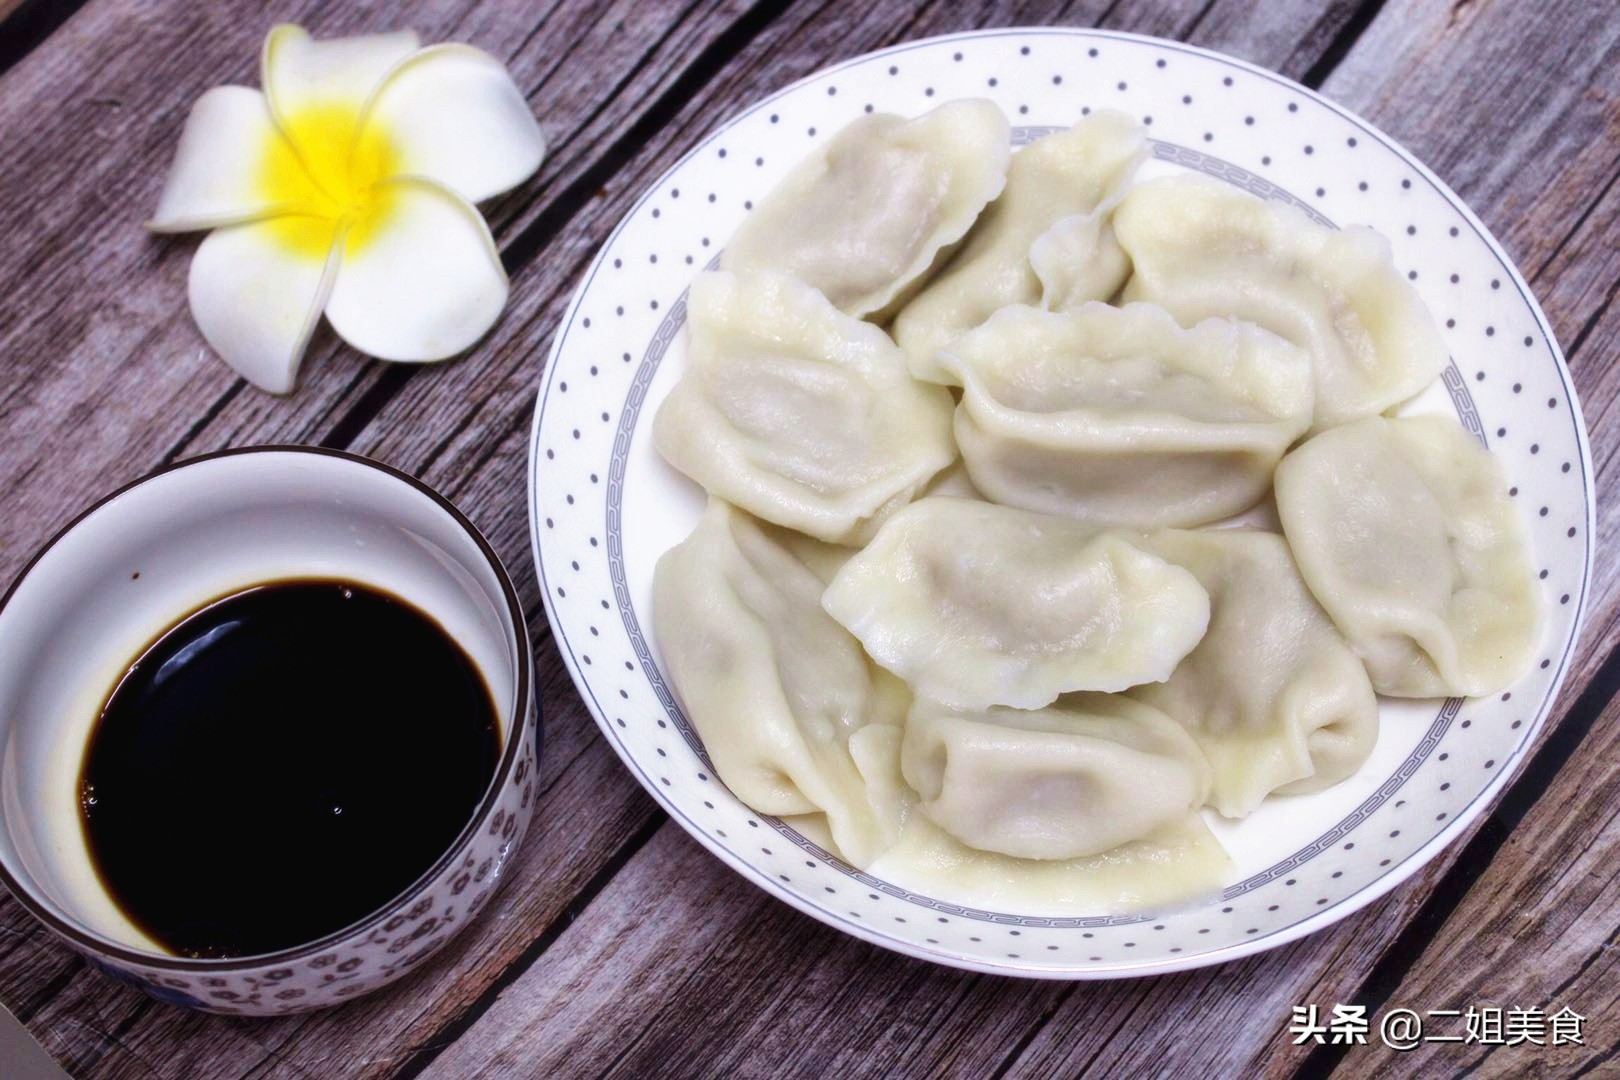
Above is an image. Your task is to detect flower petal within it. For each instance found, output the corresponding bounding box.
[261,23,419,133]
[147,86,326,232]
[187,215,343,393]
[324,177,506,362]
[359,44,545,202]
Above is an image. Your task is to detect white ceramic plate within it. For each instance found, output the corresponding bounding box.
[527,28,1594,978]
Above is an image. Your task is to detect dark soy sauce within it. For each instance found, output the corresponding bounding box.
[79,580,501,959]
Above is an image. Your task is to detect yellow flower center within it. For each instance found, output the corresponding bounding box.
[257,101,402,259]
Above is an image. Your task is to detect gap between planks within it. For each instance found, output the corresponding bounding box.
[1290,648,1620,1079]
[0,0,87,77]
[390,813,668,1080]
[153,0,801,468]
[409,62,1620,1080]
[370,0,1447,1070]
[1298,0,1385,89]
[114,0,1620,1068]
[0,0,1612,1074]
[0,0,794,1066]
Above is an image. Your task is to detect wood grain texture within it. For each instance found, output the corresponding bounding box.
[0,0,83,75]
[0,0,1614,1076]
[0,0,758,587]
[0,0,770,1075]
[366,1,1620,1076]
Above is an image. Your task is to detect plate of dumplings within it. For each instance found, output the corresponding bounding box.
[528,28,1593,977]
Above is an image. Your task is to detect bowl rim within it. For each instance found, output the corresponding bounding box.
[0,444,536,971]
[527,25,1595,979]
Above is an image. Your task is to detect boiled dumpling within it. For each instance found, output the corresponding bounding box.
[870,811,1229,915]
[1274,415,1541,697]
[1115,174,1446,429]
[1028,207,1131,312]
[820,497,1211,709]
[857,724,1229,914]
[1130,528,1378,817]
[920,457,986,502]
[721,100,1011,317]
[653,271,956,544]
[939,302,1314,528]
[902,694,1212,860]
[779,704,914,866]
[892,111,1146,382]
[652,499,902,865]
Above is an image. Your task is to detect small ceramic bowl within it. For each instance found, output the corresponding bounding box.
[0,446,539,1014]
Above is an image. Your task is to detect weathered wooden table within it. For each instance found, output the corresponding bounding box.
[0,0,1614,1075]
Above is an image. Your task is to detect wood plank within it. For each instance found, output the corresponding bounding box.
[123,0,1388,477]
[1286,168,1620,1080]
[54,1,1169,1075]
[422,678,1620,1077]
[354,0,1476,1073]
[1,0,1386,1075]
[418,822,1061,1079]
[991,4,1620,1075]
[127,0,791,467]
[0,0,756,586]
[314,0,1399,617]
[1309,697,1620,1077]
[0,1,1614,1079]
[1000,3,1620,1073]
[417,821,1450,1079]
[365,0,1620,1076]
[0,0,773,1074]
[0,0,414,1039]
[0,0,85,77]
[18,644,662,1077]
[1322,0,1620,290]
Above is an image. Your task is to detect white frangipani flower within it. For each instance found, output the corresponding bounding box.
[148,24,545,393]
